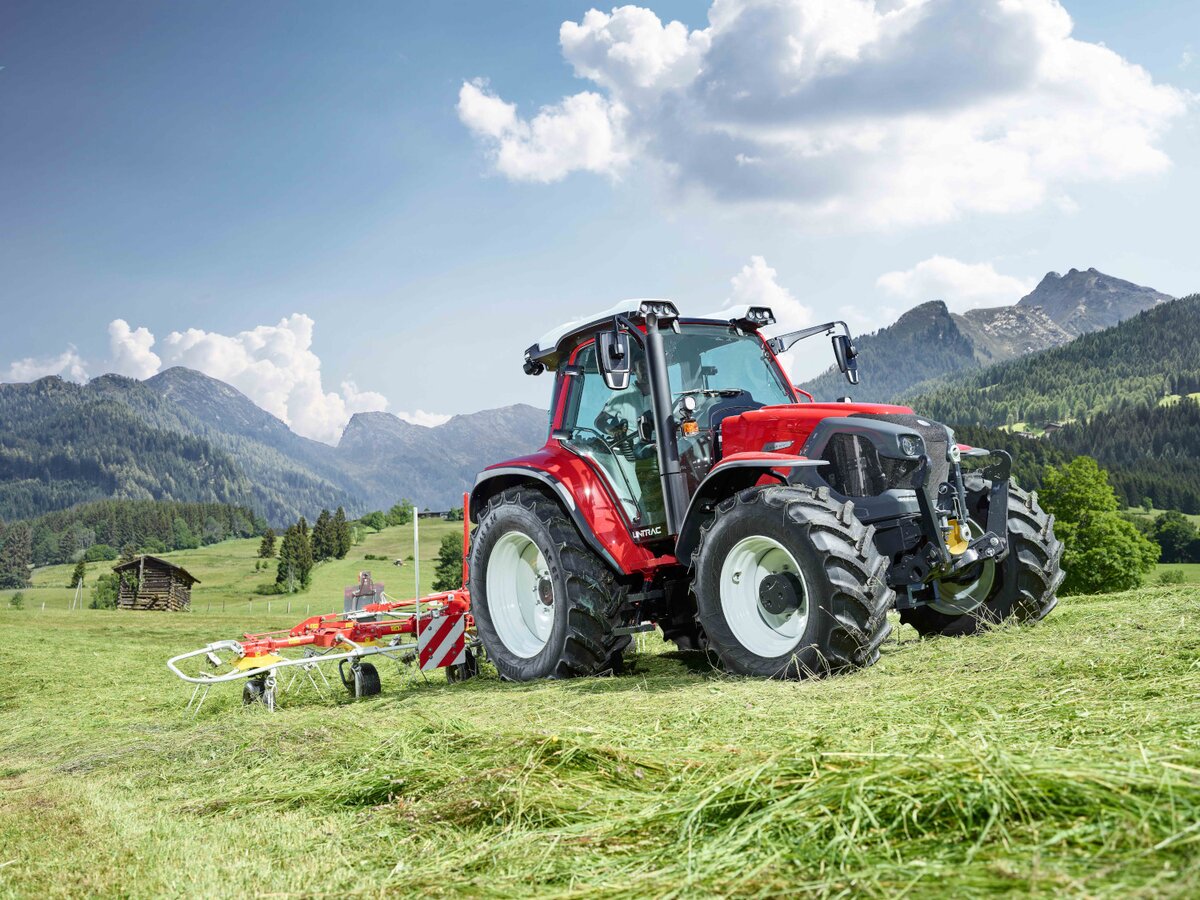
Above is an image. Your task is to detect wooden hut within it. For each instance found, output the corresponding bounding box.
[113,555,199,611]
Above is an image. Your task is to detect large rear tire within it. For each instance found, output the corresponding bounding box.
[693,485,893,679]
[469,487,625,681]
[900,482,1064,637]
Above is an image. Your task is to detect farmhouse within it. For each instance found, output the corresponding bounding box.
[112,555,199,611]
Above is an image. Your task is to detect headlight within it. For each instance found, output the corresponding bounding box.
[899,434,923,457]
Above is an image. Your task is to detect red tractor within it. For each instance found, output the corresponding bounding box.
[468,301,1063,680]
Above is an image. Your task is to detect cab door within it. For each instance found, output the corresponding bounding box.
[559,342,667,542]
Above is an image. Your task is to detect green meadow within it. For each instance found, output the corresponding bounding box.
[2,535,1199,897]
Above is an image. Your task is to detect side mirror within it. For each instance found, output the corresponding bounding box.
[597,330,632,390]
[832,334,859,385]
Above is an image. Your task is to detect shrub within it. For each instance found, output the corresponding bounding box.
[89,573,119,609]
[1042,457,1159,594]
[84,544,119,563]
[9,591,24,609]
[1157,569,1188,586]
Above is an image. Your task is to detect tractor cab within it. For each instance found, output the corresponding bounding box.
[522,300,863,545]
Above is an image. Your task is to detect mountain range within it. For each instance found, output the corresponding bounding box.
[798,267,1172,402]
[0,367,547,525]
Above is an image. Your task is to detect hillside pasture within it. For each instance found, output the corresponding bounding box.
[2,582,1200,897]
[7,518,464,616]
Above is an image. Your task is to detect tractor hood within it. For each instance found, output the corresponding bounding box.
[719,402,915,459]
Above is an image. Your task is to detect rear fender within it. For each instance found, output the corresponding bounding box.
[471,449,665,577]
[674,453,827,566]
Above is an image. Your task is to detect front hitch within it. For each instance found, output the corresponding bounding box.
[911,450,1011,583]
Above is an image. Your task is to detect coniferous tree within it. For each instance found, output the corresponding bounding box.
[0,522,33,589]
[333,507,351,559]
[312,509,334,561]
[275,520,314,592]
[70,558,87,588]
[431,533,464,591]
[258,528,276,558]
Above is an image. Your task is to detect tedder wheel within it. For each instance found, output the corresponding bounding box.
[242,679,266,705]
[340,661,382,698]
[692,485,894,679]
[446,648,480,683]
[469,486,625,681]
[901,481,1064,637]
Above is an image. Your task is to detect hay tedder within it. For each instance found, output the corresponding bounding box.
[168,512,478,713]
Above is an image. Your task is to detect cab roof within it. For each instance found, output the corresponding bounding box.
[524,301,775,374]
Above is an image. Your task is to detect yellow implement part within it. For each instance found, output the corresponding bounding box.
[947,520,969,555]
[235,653,283,671]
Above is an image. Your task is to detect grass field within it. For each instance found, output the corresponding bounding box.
[1156,563,1200,584]
[3,576,1200,896]
[1127,507,1200,528]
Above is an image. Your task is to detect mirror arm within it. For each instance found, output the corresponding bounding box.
[612,313,645,345]
[768,320,852,355]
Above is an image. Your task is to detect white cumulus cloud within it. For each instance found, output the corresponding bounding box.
[876,256,1036,311]
[457,79,628,182]
[726,255,813,380]
[461,0,1189,227]
[108,319,162,379]
[98,314,391,444]
[3,347,89,383]
[395,410,453,428]
[156,313,388,444]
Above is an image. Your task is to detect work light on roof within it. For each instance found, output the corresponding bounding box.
[730,306,775,330]
[638,300,678,319]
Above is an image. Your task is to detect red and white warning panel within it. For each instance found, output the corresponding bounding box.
[418,611,467,671]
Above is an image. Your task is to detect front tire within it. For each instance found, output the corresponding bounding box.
[900,482,1064,637]
[470,487,625,681]
[693,486,893,679]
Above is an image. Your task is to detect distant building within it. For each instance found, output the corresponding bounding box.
[112,555,199,611]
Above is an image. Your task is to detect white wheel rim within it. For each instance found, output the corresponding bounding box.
[486,531,555,658]
[718,535,809,658]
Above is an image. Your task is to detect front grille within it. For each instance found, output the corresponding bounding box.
[854,412,952,490]
[820,433,886,497]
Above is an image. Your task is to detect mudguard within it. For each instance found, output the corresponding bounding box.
[674,452,827,566]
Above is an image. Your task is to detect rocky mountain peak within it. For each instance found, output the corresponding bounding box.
[1018,267,1171,335]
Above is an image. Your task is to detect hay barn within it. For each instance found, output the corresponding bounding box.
[113,555,199,611]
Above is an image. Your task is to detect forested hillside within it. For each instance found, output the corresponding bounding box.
[0,376,253,521]
[955,400,1200,514]
[1049,399,1200,513]
[909,296,1200,426]
[0,376,354,524]
[14,499,265,567]
[0,368,549,525]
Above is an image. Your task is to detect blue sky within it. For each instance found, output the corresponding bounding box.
[1,1,1196,441]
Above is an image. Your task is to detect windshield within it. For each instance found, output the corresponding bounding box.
[663,324,794,406]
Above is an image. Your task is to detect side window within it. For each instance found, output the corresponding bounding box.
[561,343,666,533]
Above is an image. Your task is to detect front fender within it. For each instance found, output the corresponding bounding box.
[674,453,827,566]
